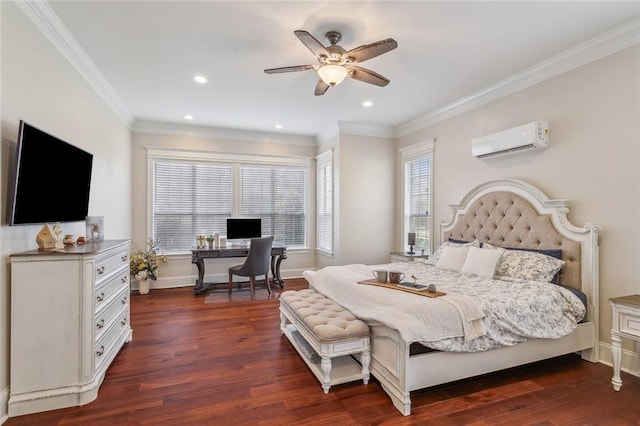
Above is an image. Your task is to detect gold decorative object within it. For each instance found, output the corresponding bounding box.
[35,224,57,251]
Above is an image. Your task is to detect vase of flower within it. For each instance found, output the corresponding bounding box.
[206,235,214,249]
[130,239,168,295]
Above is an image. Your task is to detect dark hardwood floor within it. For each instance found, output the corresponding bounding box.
[6,278,640,425]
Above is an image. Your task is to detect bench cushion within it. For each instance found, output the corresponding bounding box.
[280,289,369,343]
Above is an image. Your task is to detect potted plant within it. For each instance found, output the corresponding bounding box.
[205,234,215,249]
[130,238,167,294]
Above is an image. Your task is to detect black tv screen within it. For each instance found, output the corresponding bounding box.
[8,121,93,225]
[226,218,261,240]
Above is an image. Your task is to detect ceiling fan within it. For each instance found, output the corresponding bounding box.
[264,30,398,96]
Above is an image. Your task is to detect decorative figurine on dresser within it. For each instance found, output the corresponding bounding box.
[8,239,132,417]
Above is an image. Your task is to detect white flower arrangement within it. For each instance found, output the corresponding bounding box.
[130,238,167,281]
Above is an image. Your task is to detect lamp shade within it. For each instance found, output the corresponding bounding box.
[407,232,416,246]
[317,65,348,86]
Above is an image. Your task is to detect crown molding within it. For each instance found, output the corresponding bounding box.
[132,120,316,146]
[16,1,134,126]
[337,121,395,139]
[315,121,394,144]
[396,18,640,138]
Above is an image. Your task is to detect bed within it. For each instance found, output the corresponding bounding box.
[303,179,599,415]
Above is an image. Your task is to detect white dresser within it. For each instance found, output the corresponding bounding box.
[9,240,133,417]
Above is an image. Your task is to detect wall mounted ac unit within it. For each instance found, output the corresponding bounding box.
[471,121,549,159]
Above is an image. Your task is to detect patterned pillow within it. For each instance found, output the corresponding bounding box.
[483,243,565,282]
[426,240,481,266]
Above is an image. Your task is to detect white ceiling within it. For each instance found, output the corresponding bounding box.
[40,1,639,138]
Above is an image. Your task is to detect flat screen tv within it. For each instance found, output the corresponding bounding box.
[8,120,93,225]
[226,218,261,240]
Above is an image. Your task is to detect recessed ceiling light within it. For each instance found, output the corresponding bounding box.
[193,75,207,84]
[362,100,373,108]
[184,115,194,120]
[274,124,283,129]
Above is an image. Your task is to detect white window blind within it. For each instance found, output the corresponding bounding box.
[316,150,333,254]
[153,161,232,251]
[402,144,433,253]
[239,165,306,247]
[151,152,309,253]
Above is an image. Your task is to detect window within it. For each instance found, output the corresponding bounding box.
[149,150,309,252]
[153,161,232,251]
[401,140,434,253]
[316,150,333,254]
[239,165,307,247]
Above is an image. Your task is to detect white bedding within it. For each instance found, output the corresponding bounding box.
[303,261,586,352]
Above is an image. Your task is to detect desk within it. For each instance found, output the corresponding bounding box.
[610,294,640,391]
[191,246,287,295]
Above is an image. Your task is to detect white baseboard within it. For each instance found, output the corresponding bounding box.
[131,268,309,292]
[599,341,640,379]
[1,385,9,424]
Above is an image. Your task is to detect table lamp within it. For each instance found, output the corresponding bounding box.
[407,232,416,255]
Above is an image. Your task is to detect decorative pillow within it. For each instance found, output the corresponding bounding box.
[483,243,565,283]
[435,245,470,272]
[449,238,485,248]
[507,247,563,283]
[460,246,505,278]
[427,240,481,266]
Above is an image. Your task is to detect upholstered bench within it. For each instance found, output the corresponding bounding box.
[279,289,370,393]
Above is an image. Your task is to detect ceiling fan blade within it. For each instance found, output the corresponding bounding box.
[345,38,398,63]
[348,66,390,87]
[314,79,330,96]
[294,30,330,58]
[264,65,315,74]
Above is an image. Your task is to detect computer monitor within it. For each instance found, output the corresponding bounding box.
[226,218,261,243]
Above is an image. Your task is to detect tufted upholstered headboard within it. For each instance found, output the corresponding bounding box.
[440,179,599,301]
[443,190,581,289]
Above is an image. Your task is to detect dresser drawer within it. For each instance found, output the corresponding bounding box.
[619,312,640,338]
[95,268,129,311]
[95,306,129,373]
[95,249,129,286]
[95,287,129,342]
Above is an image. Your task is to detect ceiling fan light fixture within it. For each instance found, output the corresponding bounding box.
[317,64,348,86]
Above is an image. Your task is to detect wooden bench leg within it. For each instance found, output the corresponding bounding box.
[279,310,287,335]
[321,357,331,394]
[361,349,371,385]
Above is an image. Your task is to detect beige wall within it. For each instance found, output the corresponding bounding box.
[130,131,318,288]
[316,133,395,269]
[397,46,640,362]
[0,3,132,421]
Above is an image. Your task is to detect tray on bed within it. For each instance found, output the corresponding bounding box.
[357,279,446,297]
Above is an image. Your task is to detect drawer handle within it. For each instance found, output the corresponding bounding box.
[97,266,106,275]
[96,319,105,329]
[96,345,105,357]
[121,255,127,262]
[121,275,127,284]
[121,297,127,305]
[121,317,128,326]
[96,292,105,303]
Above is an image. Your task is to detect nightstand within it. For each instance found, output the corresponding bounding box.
[610,295,640,391]
[390,251,429,263]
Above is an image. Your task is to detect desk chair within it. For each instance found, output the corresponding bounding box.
[228,236,274,296]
